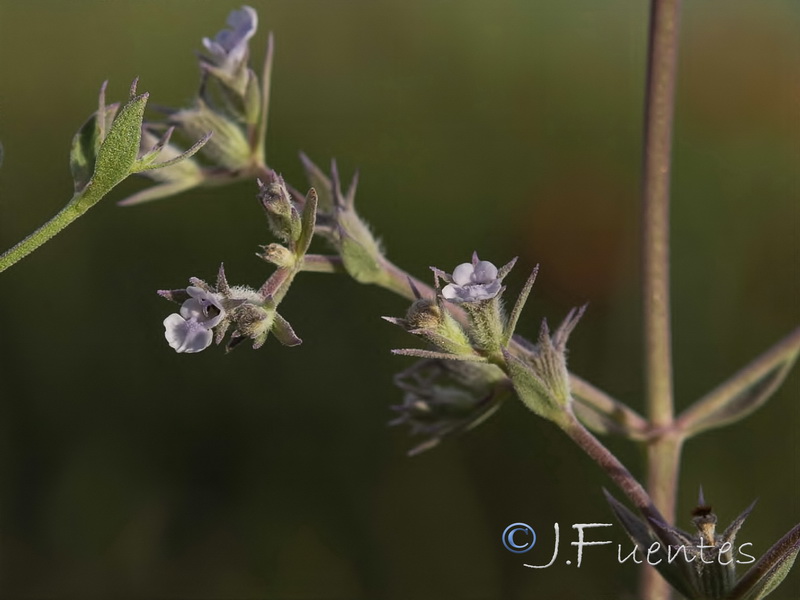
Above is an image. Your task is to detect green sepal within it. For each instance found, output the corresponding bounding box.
[299,152,334,213]
[82,87,149,203]
[462,297,504,357]
[503,265,538,345]
[243,69,262,126]
[339,229,386,285]
[133,131,211,173]
[272,312,302,347]
[604,491,698,600]
[295,188,318,256]
[502,349,565,423]
[729,523,800,600]
[69,97,119,193]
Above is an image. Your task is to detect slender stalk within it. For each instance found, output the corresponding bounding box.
[0,198,82,272]
[301,254,345,274]
[562,411,663,522]
[570,374,650,437]
[640,0,682,597]
[302,253,637,431]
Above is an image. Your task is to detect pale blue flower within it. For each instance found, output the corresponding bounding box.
[201,6,258,75]
[163,287,225,353]
[442,259,501,302]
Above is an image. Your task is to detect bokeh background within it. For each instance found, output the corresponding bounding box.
[0,1,797,598]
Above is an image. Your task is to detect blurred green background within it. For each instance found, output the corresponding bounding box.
[0,1,797,598]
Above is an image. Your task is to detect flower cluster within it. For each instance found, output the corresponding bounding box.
[119,5,268,206]
[159,262,304,354]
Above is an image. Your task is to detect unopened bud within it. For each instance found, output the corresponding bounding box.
[258,176,301,242]
[405,299,441,330]
[259,243,295,268]
[171,102,251,171]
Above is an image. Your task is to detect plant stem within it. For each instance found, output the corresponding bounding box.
[0,197,82,273]
[570,374,650,438]
[640,0,682,597]
[299,253,641,435]
[301,254,345,274]
[562,411,663,522]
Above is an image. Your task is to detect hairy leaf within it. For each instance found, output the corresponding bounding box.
[678,329,800,438]
[729,523,800,600]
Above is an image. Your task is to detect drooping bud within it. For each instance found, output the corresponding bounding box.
[390,359,508,456]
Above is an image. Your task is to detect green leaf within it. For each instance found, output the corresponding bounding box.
[678,328,800,438]
[729,523,800,600]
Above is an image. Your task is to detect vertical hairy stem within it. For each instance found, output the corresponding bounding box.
[640,0,682,598]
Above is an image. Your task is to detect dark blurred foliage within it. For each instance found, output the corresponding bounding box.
[0,1,797,598]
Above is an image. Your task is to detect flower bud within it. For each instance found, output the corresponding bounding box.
[405,299,441,330]
[171,102,251,171]
[259,243,295,268]
[258,175,301,243]
[386,294,474,358]
[502,306,586,423]
[230,302,274,349]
